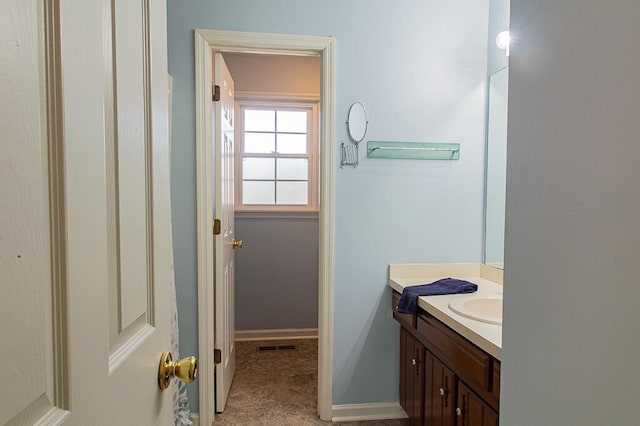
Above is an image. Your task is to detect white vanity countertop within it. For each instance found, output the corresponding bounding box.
[388,263,503,360]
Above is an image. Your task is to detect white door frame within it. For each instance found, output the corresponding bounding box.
[194,29,336,424]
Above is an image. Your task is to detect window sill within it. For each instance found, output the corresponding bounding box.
[235,210,319,220]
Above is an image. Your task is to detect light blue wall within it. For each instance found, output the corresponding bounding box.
[167,0,489,411]
[235,217,318,330]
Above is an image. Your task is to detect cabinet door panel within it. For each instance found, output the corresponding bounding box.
[426,352,456,426]
[456,382,498,426]
[400,328,424,426]
[410,338,424,426]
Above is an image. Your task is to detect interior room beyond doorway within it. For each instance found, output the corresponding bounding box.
[223,52,321,342]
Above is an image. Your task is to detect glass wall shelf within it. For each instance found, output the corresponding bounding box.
[366,141,460,160]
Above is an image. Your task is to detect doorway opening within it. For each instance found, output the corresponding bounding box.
[220,51,320,419]
[194,30,336,426]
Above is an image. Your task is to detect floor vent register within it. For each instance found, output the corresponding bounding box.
[257,344,297,352]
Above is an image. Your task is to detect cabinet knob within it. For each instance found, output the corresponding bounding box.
[439,388,445,396]
[456,408,462,416]
[411,358,416,366]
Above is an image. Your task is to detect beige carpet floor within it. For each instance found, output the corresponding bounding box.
[213,339,410,426]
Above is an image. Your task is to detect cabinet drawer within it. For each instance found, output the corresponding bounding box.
[417,312,490,394]
[392,291,416,329]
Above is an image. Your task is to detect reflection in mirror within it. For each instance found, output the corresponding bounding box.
[484,67,509,269]
[347,102,368,143]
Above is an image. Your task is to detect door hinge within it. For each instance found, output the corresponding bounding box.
[212,84,220,102]
[213,218,221,235]
[214,348,222,364]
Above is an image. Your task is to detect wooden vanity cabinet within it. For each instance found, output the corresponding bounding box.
[393,290,500,426]
[400,327,425,426]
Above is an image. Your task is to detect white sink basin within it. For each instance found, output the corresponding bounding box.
[448,295,503,325]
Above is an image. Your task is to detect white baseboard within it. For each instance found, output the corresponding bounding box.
[190,412,199,426]
[235,328,318,342]
[331,402,408,422]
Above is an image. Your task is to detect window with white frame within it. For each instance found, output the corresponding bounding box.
[235,100,319,212]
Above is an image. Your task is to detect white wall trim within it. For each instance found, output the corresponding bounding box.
[235,328,318,341]
[235,210,319,220]
[194,30,215,426]
[195,29,335,425]
[331,402,408,422]
[189,413,200,426]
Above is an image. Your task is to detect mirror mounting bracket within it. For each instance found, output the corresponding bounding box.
[342,102,369,168]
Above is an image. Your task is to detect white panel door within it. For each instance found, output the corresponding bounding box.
[0,1,62,423]
[0,0,176,424]
[214,53,237,412]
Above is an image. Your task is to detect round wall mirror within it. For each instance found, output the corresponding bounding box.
[347,102,368,143]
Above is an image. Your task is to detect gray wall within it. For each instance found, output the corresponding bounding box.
[235,218,318,330]
[502,0,640,424]
[167,0,489,410]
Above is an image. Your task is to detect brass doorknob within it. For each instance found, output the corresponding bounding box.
[232,239,243,249]
[158,351,197,390]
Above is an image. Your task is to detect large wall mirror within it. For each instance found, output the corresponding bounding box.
[484,66,509,269]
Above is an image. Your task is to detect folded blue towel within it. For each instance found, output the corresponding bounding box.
[396,278,478,315]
